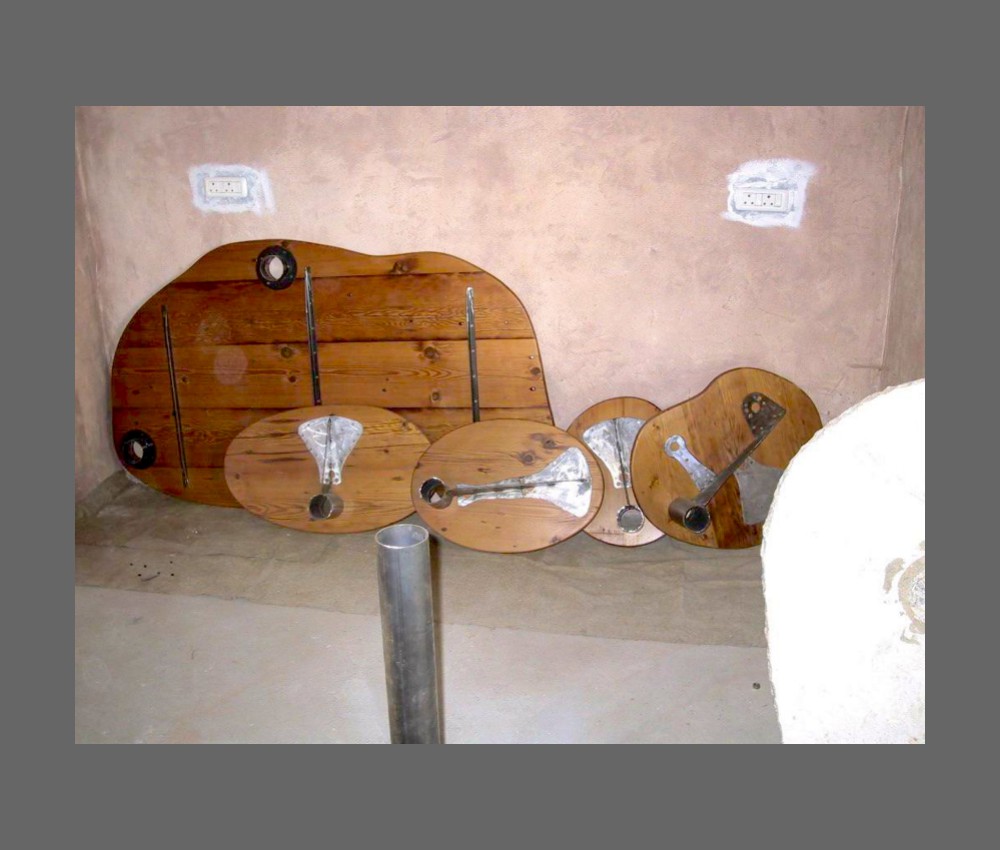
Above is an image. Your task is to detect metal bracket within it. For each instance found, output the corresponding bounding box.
[419,447,593,518]
[663,434,715,490]
[582,416,648,532]
[663,393,786,532]
[298,415,363,520]
[298,415,363,487]
[744,391,782,436]
[256,245,297,290]
[734,456,785,526]
[582,417,645,490]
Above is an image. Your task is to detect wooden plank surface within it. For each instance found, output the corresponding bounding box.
[118,273,533,347]
[113,408,289,469]
[317,339,545,408]
[224,405,429,533]
[631,368,822,549]
[566,397,664,547]
[113,345,314,409]
[111,241,555,506]
[131,467,241,508]
[410,420,604,553]
[398,406,553,443]
[311,273,533,340]
[114,339,547,410]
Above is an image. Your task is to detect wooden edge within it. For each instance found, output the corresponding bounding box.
[174,239,485,282]
[669,366,822,424]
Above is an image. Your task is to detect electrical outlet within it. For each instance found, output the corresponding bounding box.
[733,187,791,212]
[204,176,248,197]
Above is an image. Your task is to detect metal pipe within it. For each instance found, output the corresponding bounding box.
[304,266,322,405]
[466,287,480,422]
[161,305,189,488]
[419,475,591,509]
[375,524,441,744]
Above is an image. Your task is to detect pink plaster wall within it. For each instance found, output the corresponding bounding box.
[75,106,918,500]
[881,106,925,388]
[75,135,118,498]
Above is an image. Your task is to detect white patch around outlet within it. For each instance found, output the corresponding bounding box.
[722,158,816,228]
[189,164,274,215]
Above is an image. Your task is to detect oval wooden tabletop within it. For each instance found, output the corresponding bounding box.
[566,397,664,546]
[112,239,554,507]
[631,368,822,549]
[224,405,429,533]
[410,420,604,553]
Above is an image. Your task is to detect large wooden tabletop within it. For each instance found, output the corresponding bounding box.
[112,240,554,506]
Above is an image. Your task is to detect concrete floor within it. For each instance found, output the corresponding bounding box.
[75,475,781,744]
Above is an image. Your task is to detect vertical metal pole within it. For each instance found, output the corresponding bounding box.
[161,305,189,488]
[375,524,441,744]
[304,266,322,405]
[466,287,480,422]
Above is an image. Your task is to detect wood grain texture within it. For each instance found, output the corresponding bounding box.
[113,405,555,506]
[410,420,604,554]
[131,467,239,507]
[631,368,822,549]
[566,397,664,547]
[111,240,554,506]
[118,274,533,346]
[397,406,553,444]
[224,405,429,533]
[113,406,290,470]
[113,340,544,409]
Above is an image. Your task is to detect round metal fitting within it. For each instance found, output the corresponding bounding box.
[120,430,156,469]
[256,245,297,290]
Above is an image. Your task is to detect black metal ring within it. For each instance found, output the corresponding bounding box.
[419,477,452,508]
[120,430,156,469]
[256,245,297,290]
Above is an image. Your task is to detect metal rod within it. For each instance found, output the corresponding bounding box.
[161,305,189,488]
[375,524,441,744]
[304,266,322,405]
[613,418,631,492]
[694,410,782,505]
[612,418,645,533]
[420,475,589,509]
[466,287,480,422]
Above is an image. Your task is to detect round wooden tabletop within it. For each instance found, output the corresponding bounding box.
[224,404,429,533]
[410,419,604,553]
